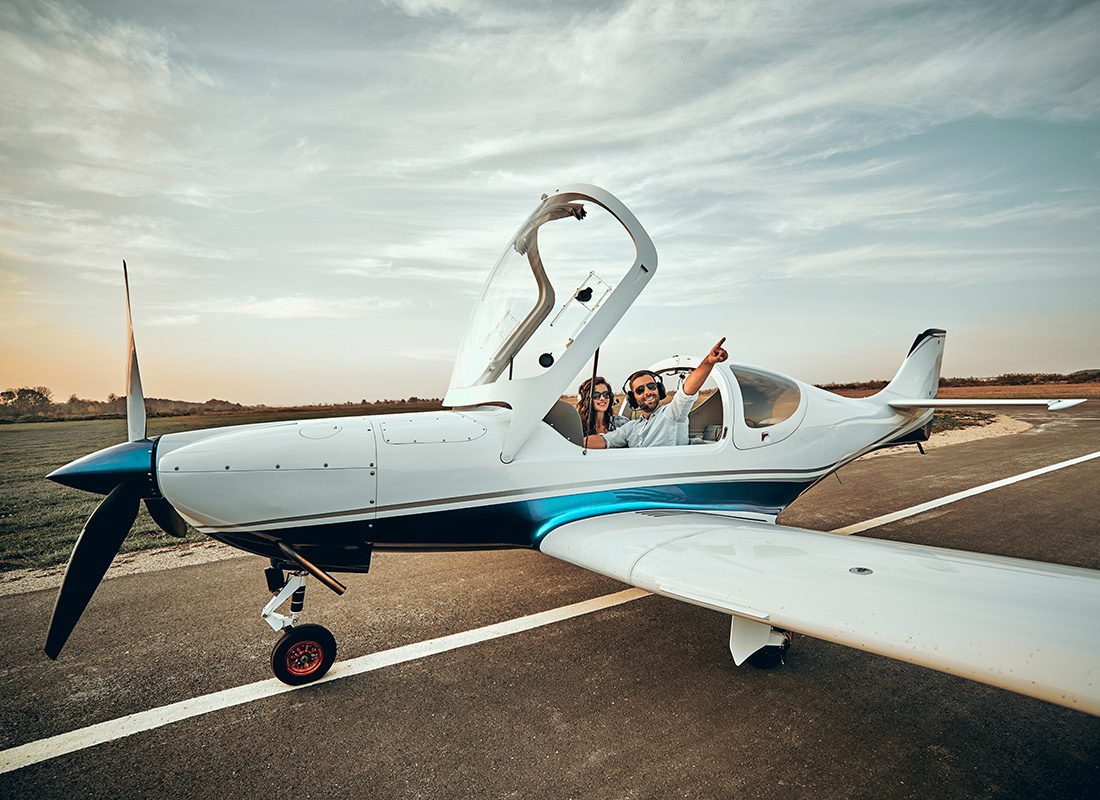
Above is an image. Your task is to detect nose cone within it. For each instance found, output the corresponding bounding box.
[47,440,157,496]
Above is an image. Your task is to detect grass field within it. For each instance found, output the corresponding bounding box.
[2,387,1094,572]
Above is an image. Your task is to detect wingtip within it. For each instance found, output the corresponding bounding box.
[1047,399,1086,411]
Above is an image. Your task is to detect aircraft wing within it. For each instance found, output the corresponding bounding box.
[539,510,1100,715]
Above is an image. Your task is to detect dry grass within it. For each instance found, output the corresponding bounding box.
[829,382,1100,400]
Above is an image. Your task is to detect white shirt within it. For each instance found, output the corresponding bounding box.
[600,389,698,448]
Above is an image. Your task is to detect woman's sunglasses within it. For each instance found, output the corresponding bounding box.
[592,390,612,399]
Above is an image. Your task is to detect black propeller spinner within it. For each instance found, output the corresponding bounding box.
[43,261,190,660]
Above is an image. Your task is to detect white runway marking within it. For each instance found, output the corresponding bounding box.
[0,588,648,774]
[3,448,1099,774]
[831,449,1100,535]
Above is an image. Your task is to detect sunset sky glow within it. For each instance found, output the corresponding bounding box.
[2,0,1098,405]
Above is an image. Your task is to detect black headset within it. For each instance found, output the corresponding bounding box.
[622,370,667,409]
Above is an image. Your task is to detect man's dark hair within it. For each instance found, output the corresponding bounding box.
[623,370,666,410]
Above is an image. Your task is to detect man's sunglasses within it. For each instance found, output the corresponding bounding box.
[632,382,658,396]
[592,390,612,399]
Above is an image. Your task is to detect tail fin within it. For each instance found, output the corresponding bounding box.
[876,328,946,400]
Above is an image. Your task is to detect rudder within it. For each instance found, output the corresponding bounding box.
[876,328,946,400]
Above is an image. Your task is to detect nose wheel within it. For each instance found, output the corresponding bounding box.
[271,623,337,685]
[262,563,340,685]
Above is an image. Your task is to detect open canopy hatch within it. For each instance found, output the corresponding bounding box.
[444,184,656,462]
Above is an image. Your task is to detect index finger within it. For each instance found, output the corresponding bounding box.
[713,337,726,350]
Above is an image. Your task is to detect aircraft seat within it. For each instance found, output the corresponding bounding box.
[543,399,584,446]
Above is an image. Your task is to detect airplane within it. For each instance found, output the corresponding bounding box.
[44,184,1100,715]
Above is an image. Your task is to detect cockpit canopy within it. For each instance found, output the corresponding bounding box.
[448,189,646,393]
[443,185,657,463]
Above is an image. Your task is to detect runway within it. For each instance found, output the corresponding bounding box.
[2,408,1098,799]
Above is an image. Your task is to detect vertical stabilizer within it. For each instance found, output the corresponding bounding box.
[876,328,946,400]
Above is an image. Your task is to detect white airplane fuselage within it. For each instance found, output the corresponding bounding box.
[153,362,930,570]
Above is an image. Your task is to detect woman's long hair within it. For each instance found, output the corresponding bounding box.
[576,376,618,438]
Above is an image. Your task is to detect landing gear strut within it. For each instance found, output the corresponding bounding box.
[262,562,338,685]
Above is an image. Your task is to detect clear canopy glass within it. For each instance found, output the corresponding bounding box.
[448,194,638,391]
[731,366,802,428]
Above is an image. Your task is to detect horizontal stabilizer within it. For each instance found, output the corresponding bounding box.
[889,399,1085,411]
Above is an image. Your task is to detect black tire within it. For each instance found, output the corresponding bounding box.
[271,624,337,685]
[746,629,792,669]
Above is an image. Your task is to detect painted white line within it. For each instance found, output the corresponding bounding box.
[0,588,649,774]
[5,448,1099,773]
[831,449,1100,535]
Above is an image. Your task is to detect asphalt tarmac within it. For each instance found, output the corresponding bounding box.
[2,408,1098,799]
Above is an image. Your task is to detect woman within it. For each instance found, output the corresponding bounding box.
[576,376,628,439]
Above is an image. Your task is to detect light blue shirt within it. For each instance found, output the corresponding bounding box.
[600,389,698,448]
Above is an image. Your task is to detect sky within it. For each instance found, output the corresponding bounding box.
[1,0,1098,406]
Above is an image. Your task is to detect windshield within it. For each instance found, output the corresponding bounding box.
[449,193,638,391]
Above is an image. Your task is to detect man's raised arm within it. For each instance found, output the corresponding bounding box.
[682,337,729,396]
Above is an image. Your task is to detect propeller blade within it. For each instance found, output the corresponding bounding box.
[44,483,141,660]
[123,260,146,443]
[145,497,188,538]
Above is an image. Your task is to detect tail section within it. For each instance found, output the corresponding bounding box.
[875,328,1086,411]
[877,328,946,400]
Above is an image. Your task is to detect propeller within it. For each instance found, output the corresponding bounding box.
[123,260,146,444]
[145,497,188,537]
[44,484,141,659]
[44,261,189,660]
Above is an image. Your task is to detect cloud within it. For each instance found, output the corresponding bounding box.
[0,199,253,277]
[185,294,404,320]
[147,314,199,327]
[0,0,217,199]
[329,257,394,275]
[0,315,38,329]
[394,346,458,361]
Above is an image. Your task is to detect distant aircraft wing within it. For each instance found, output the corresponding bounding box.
[539,510,1100,715]
[888,398,1085,411]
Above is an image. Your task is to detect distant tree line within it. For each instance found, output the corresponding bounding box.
[817,370,1100,391]
[0,387,444,423]
[0,387,243,423]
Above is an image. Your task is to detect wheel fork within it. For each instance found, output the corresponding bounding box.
[261,570,308,632]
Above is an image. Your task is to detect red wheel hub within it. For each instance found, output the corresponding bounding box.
[285,639,324,676]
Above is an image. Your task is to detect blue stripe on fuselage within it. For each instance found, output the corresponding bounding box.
[207,480,811,568]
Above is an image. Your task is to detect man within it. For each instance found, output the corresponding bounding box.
[584,338,729,449]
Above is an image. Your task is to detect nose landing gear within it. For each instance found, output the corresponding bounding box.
[262,563,339,685]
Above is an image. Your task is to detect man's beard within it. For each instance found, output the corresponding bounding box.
[640,396,659,412]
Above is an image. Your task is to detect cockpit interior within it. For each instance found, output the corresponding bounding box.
[542,363,803,450]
